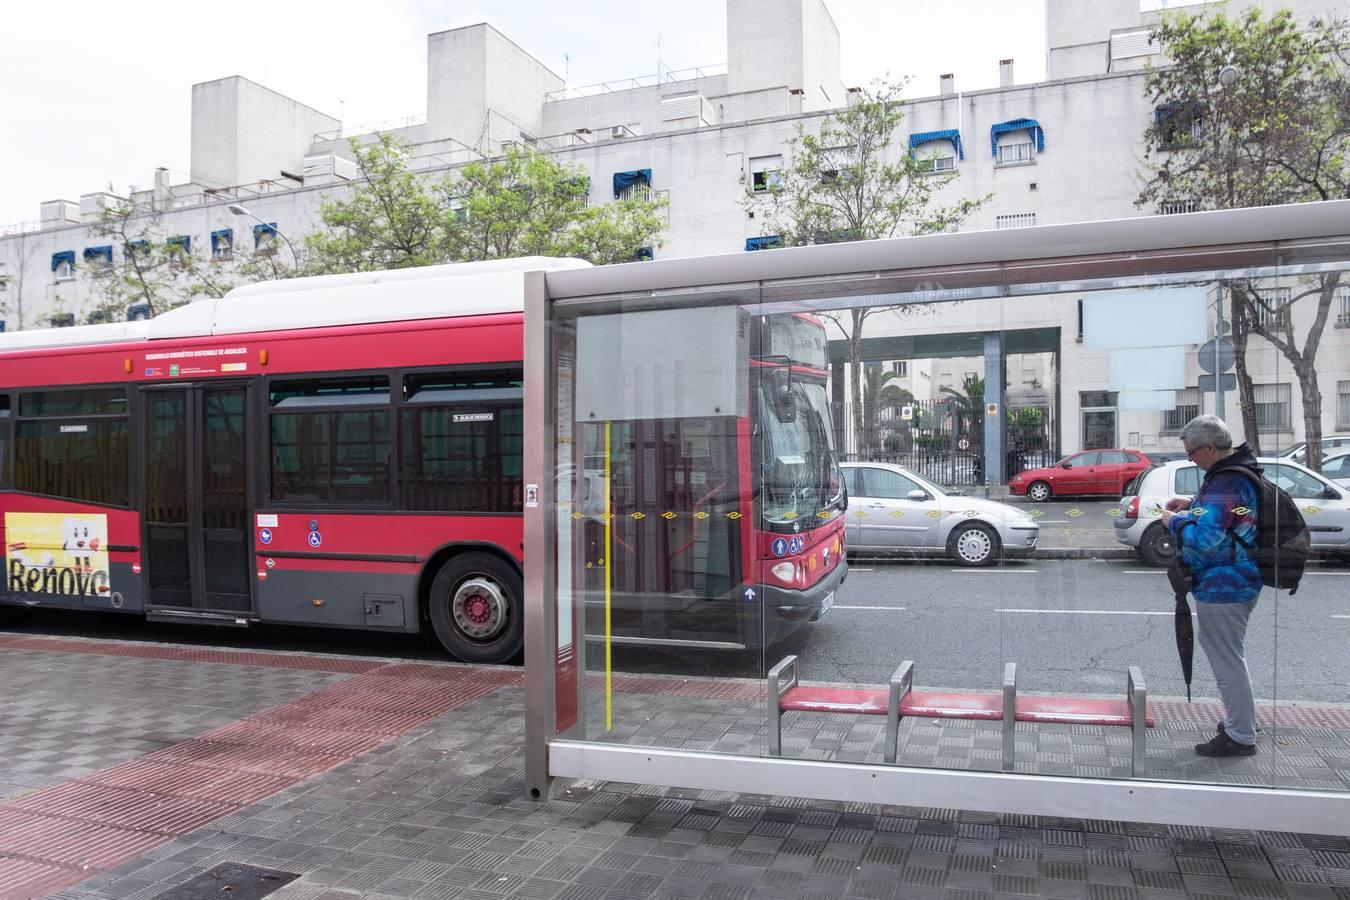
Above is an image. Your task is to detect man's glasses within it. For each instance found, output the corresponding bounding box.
[1186,444,1211,460]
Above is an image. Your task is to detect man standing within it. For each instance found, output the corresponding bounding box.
[1159,415,1261,757]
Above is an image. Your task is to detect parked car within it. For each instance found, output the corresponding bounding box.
[1007,449,1153,502]
[1276,435,1350,464]
[1320,450,1350,489]
[1115,457,1350,566]
[841,462,1040,566]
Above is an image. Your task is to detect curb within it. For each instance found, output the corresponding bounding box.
[1033,547,1135,560]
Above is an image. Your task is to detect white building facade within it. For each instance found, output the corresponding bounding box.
[2,0,1348,456]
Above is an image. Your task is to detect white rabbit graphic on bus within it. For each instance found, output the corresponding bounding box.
[5,512,111,597]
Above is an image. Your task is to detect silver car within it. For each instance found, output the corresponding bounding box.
[1115,457,1350,566]
[1319,451,1350,490]
[841,462,1040,566]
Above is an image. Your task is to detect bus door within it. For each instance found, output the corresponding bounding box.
[140,384,254,616]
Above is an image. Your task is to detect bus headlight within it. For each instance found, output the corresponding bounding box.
[770,561,796,583]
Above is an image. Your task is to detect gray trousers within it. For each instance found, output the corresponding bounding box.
[1196,597,1259,745]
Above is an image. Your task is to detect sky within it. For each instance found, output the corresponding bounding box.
[0,1,1046,227]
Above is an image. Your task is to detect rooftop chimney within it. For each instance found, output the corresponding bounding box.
[1000,58,1015,88]
[939,73,955,96]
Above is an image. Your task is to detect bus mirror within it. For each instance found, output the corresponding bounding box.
[768,367,795,422]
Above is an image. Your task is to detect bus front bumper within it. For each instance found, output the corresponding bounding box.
[763,558,848,637]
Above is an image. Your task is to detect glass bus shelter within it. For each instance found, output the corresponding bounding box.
[525,201,1350,833]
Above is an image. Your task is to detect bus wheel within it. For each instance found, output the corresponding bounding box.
[428,554,524,664]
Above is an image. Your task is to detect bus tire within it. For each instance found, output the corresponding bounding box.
[427,553,524,664]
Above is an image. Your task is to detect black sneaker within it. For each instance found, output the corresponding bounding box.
[1196,732,1256,757]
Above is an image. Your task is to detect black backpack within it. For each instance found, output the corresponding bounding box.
[1223,465,1311,594]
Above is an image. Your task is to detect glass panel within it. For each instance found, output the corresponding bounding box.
[13,420,129,506]
[269,376,389,407]
[400,403,522,511]
[270,410,390,505]
[201,388,250,607]
[20,388,126,417]
[144,392,190,606]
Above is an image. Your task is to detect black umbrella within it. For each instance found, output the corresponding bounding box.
[1167,557,1195,703]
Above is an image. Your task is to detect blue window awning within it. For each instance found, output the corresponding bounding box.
[908,129,964,161]
[990,118,1045,156]
[745,235,783,252]
[167,235,191,253]
[126,302,152,321]
[613,168,652,198]
[51,250,75,271]
[83,245,113,264]
[127,239,150,256]
[211,228,233,242]
[253,222,277,247]
[634,246,653,261]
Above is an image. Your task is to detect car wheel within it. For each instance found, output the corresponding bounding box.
[427,553,524,663]
[1026,481,1052,503]
[1138,523,1176,568]
[949,522,1001,567]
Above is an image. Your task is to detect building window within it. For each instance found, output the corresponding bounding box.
[1155,101,1204,150]
[892,361,908,377]
[991,118,1044,163]
[1338,381,1350,430]
[211,228,234,260]
[1336,287,1350,328]
[749,155,783,192]
[126,302,152,321]
[50,313,75,328]
[996,213,1036,229]
[745,235,784,251]
[166,235,191,266]
[51,251,75,281]
[997,141,1035,165]
[82,246,114,274]
[1253,383,1292,431]
[269,376,392,505]
[633,247,653,261]
[1253,286,1291,331]
[613,168,652,201]
[252,222,278,252]
[1159,199,1199,215]
[1161,387,1201,433]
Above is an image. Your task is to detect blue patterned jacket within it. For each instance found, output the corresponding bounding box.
[1166,444,1262,604]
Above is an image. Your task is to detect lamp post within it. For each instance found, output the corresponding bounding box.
[227,203,299,266]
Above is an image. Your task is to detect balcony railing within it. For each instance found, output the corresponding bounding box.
[545,63,727,102]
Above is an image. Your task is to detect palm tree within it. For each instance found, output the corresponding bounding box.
[939,374,985,446]
[861,366,915,455]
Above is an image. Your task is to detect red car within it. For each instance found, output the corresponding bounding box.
[1008,449,1153,502]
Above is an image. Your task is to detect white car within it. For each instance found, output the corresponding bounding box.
[1277,435,1350,464]
[1115,457,1350,566]
[841,462,1040,566]
[1317,450,1350,490]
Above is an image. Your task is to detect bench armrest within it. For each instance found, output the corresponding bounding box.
[1127,665,1146,777]
[884,661,914,765]
[1002,662,1018,773]
[768,655,799,701]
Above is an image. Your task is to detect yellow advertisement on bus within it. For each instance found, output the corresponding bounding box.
[5,512,111,597]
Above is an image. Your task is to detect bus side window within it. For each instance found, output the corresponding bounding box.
[0,394,9,487]
[269,376,391,506]
[12,388,129,506]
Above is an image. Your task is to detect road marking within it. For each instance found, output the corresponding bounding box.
[996,608,1172,616]
[1037,520,1071,524]
[835,605,907,611]
[1123,570,1166,575]
[1305,572,1350,576]
[949,569,1039,574]
[848,568,874,572]
[1332,614,1350,619]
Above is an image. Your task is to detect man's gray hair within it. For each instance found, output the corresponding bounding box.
[1179,415,1234,450]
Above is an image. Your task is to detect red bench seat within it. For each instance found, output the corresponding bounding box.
[1017,696,1155,728]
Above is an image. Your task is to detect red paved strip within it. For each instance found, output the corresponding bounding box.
[0,662,519,898]
[0,634,385,673]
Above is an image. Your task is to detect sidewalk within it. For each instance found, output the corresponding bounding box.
[2,633,1349,900]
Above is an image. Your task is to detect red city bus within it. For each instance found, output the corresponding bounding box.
[0,259,846,662]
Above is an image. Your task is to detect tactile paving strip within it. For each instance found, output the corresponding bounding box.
[0,634,385,673]
[0,659,519,898]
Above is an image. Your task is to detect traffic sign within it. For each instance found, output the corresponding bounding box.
[957,437,971,451]
[1199,373,1237,392]
[900,405,914,421]
[1197,338,1236,374]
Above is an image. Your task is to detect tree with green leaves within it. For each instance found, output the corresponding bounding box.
[860,366,915,456]
[754,78,989,455]
[306,134,667,274]
[0,230,39,329]
[1138,8,1349,469]
[442,146,666,264]
[941,374,986,446]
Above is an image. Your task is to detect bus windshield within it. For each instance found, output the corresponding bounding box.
[758,379,842,529]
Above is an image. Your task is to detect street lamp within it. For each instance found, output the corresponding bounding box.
[1217,64,1241,87]
[227,203,299,266]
